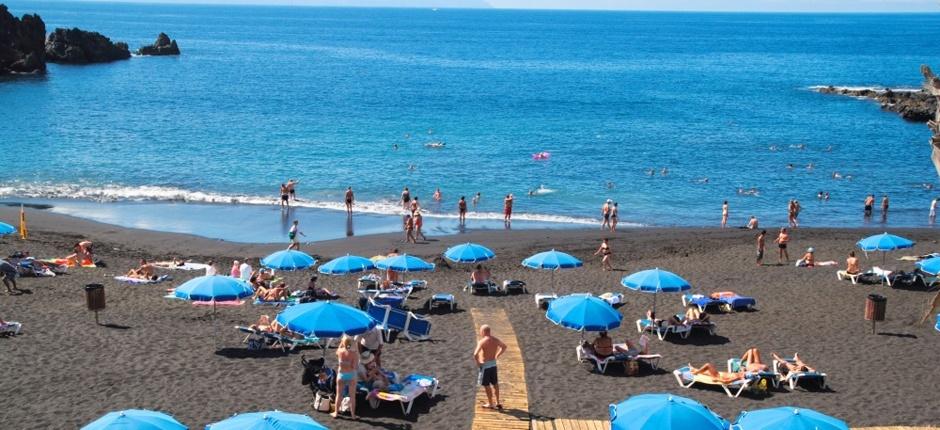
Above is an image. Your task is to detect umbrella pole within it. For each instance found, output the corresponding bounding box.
[652,293,658,316]
[552,269,556,294]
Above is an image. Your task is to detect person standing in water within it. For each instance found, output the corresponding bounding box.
[344,187,354,215]
[473,324,507,410]
[610,202,619,232]
[279,183,290,209]
[458,196,468,224]
[401,187,411,210]
[773,227,789,263]
[503,194,514,224]
[930,198,938,223]
[472,192,481,208]
[410,197,420,214]
[881,194,890,220]
[721,201,729,228]
[601,199,611,230]
[286,179,299,201]
[864,194,874,217]
[756,230,766,266]
[288,220,305,250]
[593,238,614,271]
[433,188,442,202]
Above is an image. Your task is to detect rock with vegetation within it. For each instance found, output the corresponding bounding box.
[45,27,130,64]
[0,4,46,75]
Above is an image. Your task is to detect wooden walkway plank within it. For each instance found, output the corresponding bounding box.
[470,308,531,430]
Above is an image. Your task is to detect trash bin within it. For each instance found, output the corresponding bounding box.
[85,284,105,311]
[864,294,886,334]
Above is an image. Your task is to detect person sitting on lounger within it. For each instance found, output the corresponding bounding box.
[256,282,290,302]
[470,264,492,287]
[838,251,861,279]
[669,305,709,326]
[358,351,390,391]
[591,331,615,358]
[740,348,769,371]
[796,247,816,267]
[689,363,746,383]
[614,336,649,356]
[772,352,816,374]
[126,259,156,280]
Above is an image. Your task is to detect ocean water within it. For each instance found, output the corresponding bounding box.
[3,2,940,240]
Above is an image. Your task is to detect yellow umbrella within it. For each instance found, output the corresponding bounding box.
[19,204,28,240]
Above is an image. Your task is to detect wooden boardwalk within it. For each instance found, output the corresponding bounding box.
[470,308,531,430]
[531,418,610,430]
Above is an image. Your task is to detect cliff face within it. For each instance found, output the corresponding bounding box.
[816,86,936,122]
[0,4,46,74]
[137,32,180,56]
[45,27,130,64]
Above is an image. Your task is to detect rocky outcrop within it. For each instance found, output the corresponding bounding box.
[137,32,179,56]
[0,4,46,74]
[45,27,130,64]
[816,85,936,122]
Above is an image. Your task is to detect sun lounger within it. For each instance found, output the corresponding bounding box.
[871,266,894,286]
[682,294,724,312]
[600,292,624,307]
[837,270,864,284]
[404,279,427,291]
[361,374,440,415]
[114,275,171,284]
[636,319,691,341]
[466,281,500,295]
[711,292,756,311]
[576,345,624,374]
[502,280,527,294]
[727,358,778,391]
[235,325,320,352]
[535,293,558,309]
[614,335,662,369]
[404,313,432,341]
[0,321,22,337]
[772,358,827,391]
[673,365,756,398]
[367,300,432,342]
[428,293,456,312]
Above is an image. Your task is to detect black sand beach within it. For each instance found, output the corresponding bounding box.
[1,207,939,429]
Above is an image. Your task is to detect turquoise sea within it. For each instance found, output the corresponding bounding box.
[3,2,940,241]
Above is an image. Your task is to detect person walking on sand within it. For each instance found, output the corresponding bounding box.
[773,227,790,263]
[601,199,611,230]
[473,324,507,410]
[721,201,729,228]
[344,187,354,215]
[864,194,874,217]
[503,194,514,224]
[756,230,766,266]
[458,196,468,224]
[594,238,614,271]
[401,187,411,210]
[279,183,290,209]
[0,259,20,294]
[333,335,359,419]
[610,202,619,232]
[288,220,305,250]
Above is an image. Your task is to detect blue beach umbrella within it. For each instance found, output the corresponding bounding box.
[375,254,435,273]
[275,301,376,338]
[0,221,15,236]
[522,249,582,292]
[318,254,375,276]
[857,232,914,266]
[546,294,622,334]
[261,250,317,271]
[444,243,496,263]
[174,275,253,313]
[621,268,692,314]
[609,394,727,430]
[915,257,940,275]
[82,409,186,430]
[732,407,848,430]
[205,411,327,430]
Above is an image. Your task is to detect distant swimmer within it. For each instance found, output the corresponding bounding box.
[427,128,434,135]
[404,133,411,139]
[923,183,935,190]
[790,143,806,150]
[472,192,481,207]
[737,187,759,196]
[433,188,442,202]
[661,167,669,176]
[645,168,655,176]
[824,192,830,201]
[768,145,779,152]
[694,177,709,184]
[806,163,814,170]
[393,143,399,150]
[345,187,354,215]
[832,172,842,179]
[425,141,445,149]
[528,185,554,196]
[824,145,833,152]
[408,164,416,171]
[786,164,794,170]
[606,181,614,189]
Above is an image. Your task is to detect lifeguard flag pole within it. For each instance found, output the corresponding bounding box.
[19,204,28,240]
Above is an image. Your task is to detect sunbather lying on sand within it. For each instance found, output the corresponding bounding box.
[772,352,815,373]
[153,258,188,268]
[126,259,156,280]
[689,363,746,383]
[255,282,290,301]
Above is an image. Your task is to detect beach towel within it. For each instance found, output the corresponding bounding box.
[816,261,838,266]
[252,297,298,307]
[154,261,210,271]
[115,275,170,284]
[192,300,245,307]
[42,258,95,268]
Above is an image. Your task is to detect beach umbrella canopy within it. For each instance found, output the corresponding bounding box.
[609,394,727,430]
[275,301,376,338]
[206,411,327,430]
[856,232,914,252]
[261,250,317,271]
[444,242,496,263]
[82,409,186,430]
[375,254,435,273]
[522,250,582,270]
[174,275,254,302]
[621,268,691,313]
[318,254,375,275]
[546,294,622,332]
[732,407,848,430]
[916,257,940,275]
[0,221,15,236]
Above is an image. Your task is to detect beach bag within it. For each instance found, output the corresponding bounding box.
[339,396,350,413]
[247,338,265,351]
[313,392,333,412]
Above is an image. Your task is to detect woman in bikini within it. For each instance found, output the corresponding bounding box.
[333,335,360,419]
[610,202,619,232]
[403,214,416,244]
[772,352,815,374]
[593,238,613,271]
[740,347,769,372]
